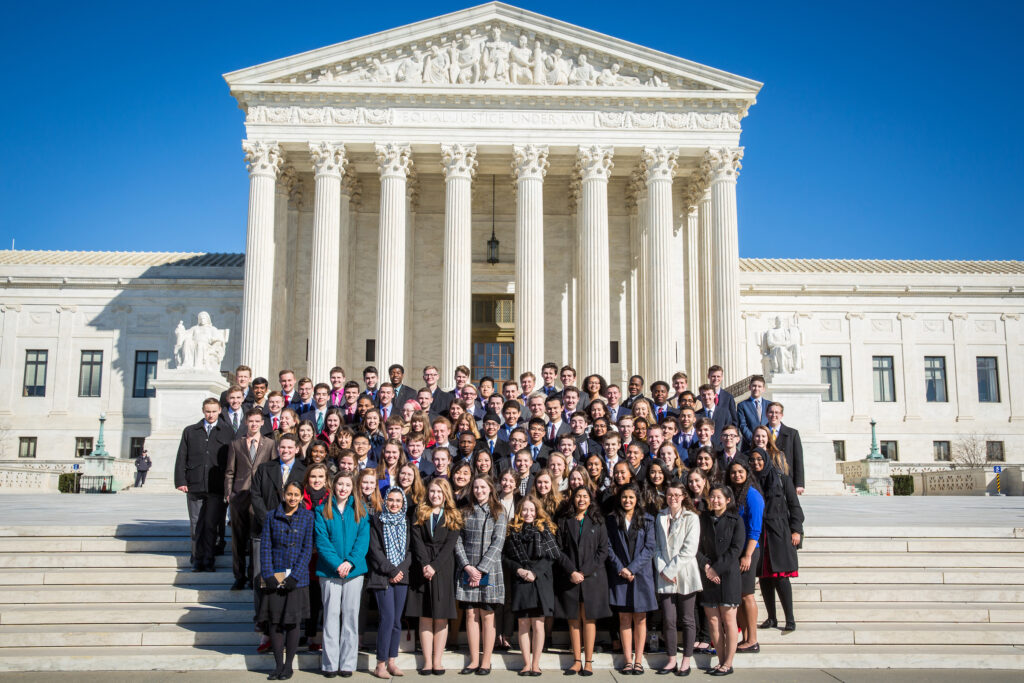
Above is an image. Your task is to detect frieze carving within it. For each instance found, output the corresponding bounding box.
[299,25,688,90]
[247,106,393,126]
[597,111,740,130]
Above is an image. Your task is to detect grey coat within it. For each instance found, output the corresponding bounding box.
[455,503,508,604]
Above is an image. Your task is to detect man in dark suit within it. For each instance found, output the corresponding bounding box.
[218,385,248,439]
[526,418,553,468]
[697,384,731,448]
[569,412,603,459]
[405,434,436,477]
[674,407,699,453]
[174,398,233,572]
[219,365,254,409]
[767,402,805,493]
[361,365,380,403]
[649,381,679,424]
[542,396,571,447]
[622,375,650,410]
[447,364,472,403]
[223,409,277,590]
[290,377,315,415]
[686,418,720,468]
[706,365,738,428]
[260,392,286,437]
[495,428,529,476]
[737,375,769,448]
[376,384,398,421]
[604,384,628,423]
[277,369,298,406]
[300,383,332,433]
[716,424,749,473]
[421,365,451,417]
[479,413,507,459]
[388,364,418,411]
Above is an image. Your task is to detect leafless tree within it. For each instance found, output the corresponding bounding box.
[952,432,990,469]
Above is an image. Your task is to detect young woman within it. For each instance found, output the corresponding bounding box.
[448,400,467,430]
[408,410,435,447]
[376,439,407,493]
[631,399,651,424]
[504,496,562,676]
[335,427,355,452]
[398,463,427,510]
[584,454,611,496]
[302,464,330,652]
[586,398,609,426]
[633,416,650,444]
[555,485,610,677]
[401,399,421,425]
[748,447,803,633]
[547,452,569,493]
[451,461,475,509]
[455,477,509,676]
[601,461,633,515]
[275,409,299,440]
[367,487,413,680]
[408,479,464,675]
[654,480,702,675]
[314,472,370,678]
[471,449,494,480]
[306,441,332,473]
[566,466,594,497]
[362,409,386,456]
[582,374,607,405]
[258,480,314,681]
[498,469,520,521]
[297,421,318,461]
[750,425,789,477]
[606,483,657,675]
[727,460,765,653]
[696,485,745,676]
[532,469,562,522]
[456,412,481,441]
[590,416,611,442]
[657,443,683,480]
[642,458,669,515]
[359,468,384,516]
[693,447,723,486]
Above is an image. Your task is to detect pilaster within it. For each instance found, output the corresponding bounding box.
[949,313,974,422]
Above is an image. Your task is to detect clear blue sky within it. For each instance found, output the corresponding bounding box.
[1,1,1021,259]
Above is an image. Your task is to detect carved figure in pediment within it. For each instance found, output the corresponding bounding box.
[423,45,451,84]
[509,34,533,84]
[482,27,510,83]
[546,48,572,86]
[396,53,423,84]
[531,41,547,85]
[454,36,482,84]
[368,58,391,83]
[598,63,641,87]
[569,54,597,86]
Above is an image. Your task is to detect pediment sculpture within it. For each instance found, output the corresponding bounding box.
[309,26,679,89]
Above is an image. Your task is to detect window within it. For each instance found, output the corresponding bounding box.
[924,356,947,403]
[365,339,375,362]
[872,356,896,402]
[23,350,48,397]
[933,440,951,462]
[986,441,1005,462]
[977,357,1000,403]
[132,350,158,398]
[75,437,94,458]
[130,437,146,459]
[78,350,103,397]
[833,440,846,462]
[820,356,844,402]
[880,440,898,461]
[18,437,37,459]
[610,341,620,365]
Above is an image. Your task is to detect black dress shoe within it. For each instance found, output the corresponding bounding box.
[758,618,777,629]
[459,667,478,675]
[433,669,445,676]
[280,669,294,680]
[782,622,796,632]
[267,671,281,681]
[736,642,759,654]
[656,667,674,675]
[339,672,353,678]
[475,668,491,676]
[675,667,691,677]
[518,672,530,678]
[323,672,338,678]
[231,578,247,591]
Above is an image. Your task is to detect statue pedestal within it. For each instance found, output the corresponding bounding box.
[767,374,847,495]
[144,371,228,489]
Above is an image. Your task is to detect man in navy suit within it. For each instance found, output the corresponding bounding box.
[421,365,451,417]
[649,381,678,424]
[706,365,738,427]
[218,385,248,439]
[737,375,770,448]
[360,366,380,403]
[388,364,418,412]
[299,383,332,433]
[767,402,805,493]
[543,396,571,447]
[405,434,436,477]
[290,377,315,415]
[696,384,730,448]
[277,369,298,406]
[604,384,628,423]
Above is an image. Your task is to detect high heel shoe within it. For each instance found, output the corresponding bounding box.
[758,617,777,629]
[564,659,582,676]
[580,660,594,677]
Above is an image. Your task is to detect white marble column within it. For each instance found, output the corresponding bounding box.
[375,143,413,372]
[440,143,478,382]
[706,147,745,378]
[697,183,714,373]
[512,144,549,380]
[240,140,283,378]
[642,146,679,384]
[683,183,702,380]
[336,174,360,369]
[306,142,347,383]
[577,145,614,379]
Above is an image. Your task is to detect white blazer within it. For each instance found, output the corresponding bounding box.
[653,508,702,595]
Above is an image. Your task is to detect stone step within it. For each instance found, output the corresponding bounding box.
[802,538,1024,553]
[0,525,192,538]
[0,552,232,569]
[795,568,1024,584]
[799,583,1024,603]
[0,644,1020,671]
[0,603,249,625]
[802,526,1022,539]
[0,537,196,553]
[0,584,251,604]
[0,568,234,586]
[799,552,1024,568]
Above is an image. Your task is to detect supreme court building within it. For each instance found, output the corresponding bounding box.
[1,3,1022,481]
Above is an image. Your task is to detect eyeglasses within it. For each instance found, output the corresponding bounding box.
[721,434,739,439]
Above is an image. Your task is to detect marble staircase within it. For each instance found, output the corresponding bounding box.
[0,523,1021,671]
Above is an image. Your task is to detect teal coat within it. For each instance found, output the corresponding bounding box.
[314,499,370,579]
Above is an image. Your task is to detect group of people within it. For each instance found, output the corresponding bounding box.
[174,362,806,679]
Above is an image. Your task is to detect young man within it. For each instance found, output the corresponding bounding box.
[602,431,622,472]
[707,365,738,427]
[261,392,286,436]
[675,407,698,451]
[766,402,805,493]
[292,377,315,414]
[717,424,748,472]
[174,398,232,573]
[361,366,380,402]
[649,381,677,423]
[697,383,730,446]
[328,367,347,407]
[384,416,405,442]
[219,385,247,438]
[376,384,396,420]
[617,415,649,456]
[668,372,689,410]
[422,365,451,416]
[604,384,626,422]
[301,383,332,432]
[480,413,509,461]
[461,384,484,422]
[388,363,417,409]
[449,365,471,400]
[341,381,361,424]
[457,432,480,463]
[569,412,602,458]
[487,394,505,417]
[352,434,377,470]
[498,400,523,442]
[417,387,437,418]
[737,375,770,447]
[526,393,547,421]
[526,417,553,467]
[624,443,648,480]
[250,377,269,411]
[543,396,570,447]
[646,424,666,457]
[223,408,276,590]
[561,386,581,423]
[278,369,297,405]
[220,365,253,408]
[405,434,436,477]
[622,374,650,410]
[539,362,559,396]
[477,376,496,406]
[519,371,536,398]
[688,417,719,467]
[501,380,520,405]
[430,417,456,461]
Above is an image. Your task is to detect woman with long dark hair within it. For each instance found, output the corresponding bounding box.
[606,483,657,675]
[696,484,745,676]
[726,460,764,654]
[301,464,330,653]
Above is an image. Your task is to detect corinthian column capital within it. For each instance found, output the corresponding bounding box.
[309,141,347,179]
[576,145,614,182]
[440,143,479,180]
[375,143,413,179]
[242,140,283,179]
[511,144,550,181]
[641,146,679,183]
[704,146,744,181]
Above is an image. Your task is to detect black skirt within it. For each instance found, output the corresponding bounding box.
[257,585,311,628]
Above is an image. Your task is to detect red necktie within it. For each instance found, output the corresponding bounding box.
[714,393,719,405]
[272,416,279,430]
[548,423,555,440]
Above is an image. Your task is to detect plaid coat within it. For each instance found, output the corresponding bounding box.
[455,503,508,604]
[260,504,315,588]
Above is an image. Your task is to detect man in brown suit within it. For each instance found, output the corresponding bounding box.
[224,408,277,590]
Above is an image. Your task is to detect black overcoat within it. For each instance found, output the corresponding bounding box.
[554,513,612,620]
[695,510,745,606]
[366,515,413,591]
[759,474,804,574]
[504,526,560,615]
[406,516,459,620]
[173,419,232,494]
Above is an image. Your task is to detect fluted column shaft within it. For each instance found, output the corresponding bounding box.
[440,144,478,382]
[240,141,282,379]
[697,187,714,373]
[707,147,744,377]
[642,146,678,384]
[375,143,413,372]
[337,175,360,369]
[307,142,346,383]
[684,202,702,380]
[512,145,549,380]
[577,146,614,379]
